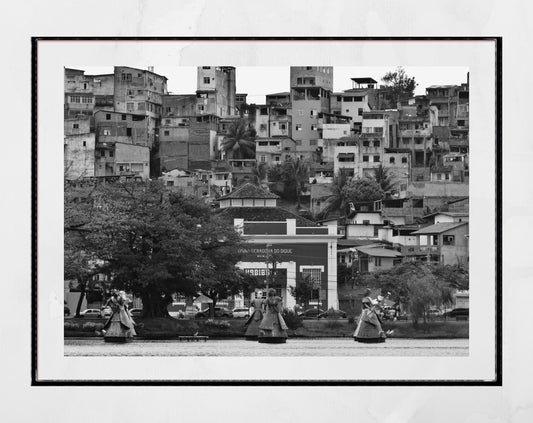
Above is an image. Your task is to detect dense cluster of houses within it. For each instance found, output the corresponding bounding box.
[64,66,469,311]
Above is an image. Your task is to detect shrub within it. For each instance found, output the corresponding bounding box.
[282,309,302,330]
[203,319,230,329]
[64,322,75,330]
[348,317,355,324]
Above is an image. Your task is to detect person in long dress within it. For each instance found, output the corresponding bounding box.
[353,288,386,343]
[258,289,288,344]
[101,290,136,343]
[244,292,265,340]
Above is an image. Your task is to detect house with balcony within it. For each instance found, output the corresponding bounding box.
[256,137,296,166]
[94,141,150,180]
[409,222,469,266]
[217,183,340,309]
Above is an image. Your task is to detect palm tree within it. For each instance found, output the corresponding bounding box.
[372,164,397,195]
[319,173,349,218]
[220,119,256,159]
[252,162,269,189]
[283,157,309,209]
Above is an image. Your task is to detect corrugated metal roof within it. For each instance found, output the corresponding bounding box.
[356,246,403,257]
[411,222,468,235]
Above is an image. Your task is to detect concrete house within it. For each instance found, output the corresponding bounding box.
[410,222,469,266]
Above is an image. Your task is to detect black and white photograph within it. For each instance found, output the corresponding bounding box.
[31,38,499,384]
[62,64,472,360]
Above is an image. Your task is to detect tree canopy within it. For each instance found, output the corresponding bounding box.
[381,67,418,107]
[341,177,384,205]
[354,262,467,323]
[64,180,250,317]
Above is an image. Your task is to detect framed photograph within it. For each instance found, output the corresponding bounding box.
[32,37,501,385]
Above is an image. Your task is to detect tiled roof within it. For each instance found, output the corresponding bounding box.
[216,207,317,227]
[411,222,468,235]
[218,183,280,200]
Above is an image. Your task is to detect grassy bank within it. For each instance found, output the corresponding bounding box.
[64,317,468,339]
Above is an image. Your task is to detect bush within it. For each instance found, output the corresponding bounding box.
[81,322,104,331]
[282,309,302,330]
[64,321,75,330]
[203,319,230,329]
[348,317,355,324]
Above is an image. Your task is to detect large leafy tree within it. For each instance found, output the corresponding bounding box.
[64,180,248,317]
[220,118,256,159]
[354,262,467,324]
[381,67,418,107]
[341,177,384,205]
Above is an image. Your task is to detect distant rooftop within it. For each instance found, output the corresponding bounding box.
[217,183,279,200]
[411,222,468,235]
[351,77,378,84]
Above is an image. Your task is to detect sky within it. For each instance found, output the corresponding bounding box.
[76,66,469,104]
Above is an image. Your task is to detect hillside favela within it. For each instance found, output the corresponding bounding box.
[64,66,470,355]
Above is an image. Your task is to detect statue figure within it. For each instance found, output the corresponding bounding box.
[101,290,136,343]
[258,289,288,344]
[353,288,387,343]
[244,291,265,340]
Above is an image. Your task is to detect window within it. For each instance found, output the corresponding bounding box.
[165,119,171,124]
[374,127,383,133]
[100,150,106,157]
[363,155,369,162]
[402,138,410,145]
[127,89,134,96]
[82,141,86,147]
[310,110,317,117]
[137,102,145,111]
[358,108,363,116]
[126,103,134,112]
[373,156,380,162]
[374,257,382,267]
[73,123,79,129]
[306,66,312,70]
[363,141,370,147]
[260,155,266,163]
[164,130,170,136]
[103,129,111,135]
[122,115,127,120]
[296,124,302,131]
[280,123,286,130]
[167,181,174,186]
[106,114,111,120]
[127,128,132,136]
[401,157,408,164]
[374,141,380,147]
[311,124,317,131]
[203,77,210,84]
[389,157,395,164]
[109,150,114,157]
[202,66,211,69]
[415,138,423,145]
[363,220,370,225]
[274,155,280,162]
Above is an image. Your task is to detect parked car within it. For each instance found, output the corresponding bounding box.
[445,308,469,319]
[232,307,250,318]
[298,308,325,319]
[195,307,233,318]
[79,309,103,318]
[129,308,142,317]
[318,309,347,319]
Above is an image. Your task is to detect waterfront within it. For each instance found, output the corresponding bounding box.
[64,337,468,357]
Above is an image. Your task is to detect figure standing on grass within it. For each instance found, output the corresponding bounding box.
[100,290,136,343]
[244,291,265,340]
[258,289,288,344]
[353,288,392,343]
